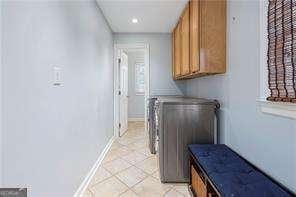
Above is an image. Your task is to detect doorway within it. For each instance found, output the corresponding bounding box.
[114,44,150,137]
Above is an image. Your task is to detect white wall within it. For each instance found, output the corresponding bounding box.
[127,51,145,119]
[185,1,296,193]
[1,1,114,196]
[114,33,186,96]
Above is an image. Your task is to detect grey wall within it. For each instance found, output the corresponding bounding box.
[127,51,145,119]
[1,1,114,197]
[114,33,186,96]
[185,1,296,192]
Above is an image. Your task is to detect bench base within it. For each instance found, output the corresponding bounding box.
[189,155,218,197]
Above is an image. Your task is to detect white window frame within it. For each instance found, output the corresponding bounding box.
[258,0,296,119]
[134,62,145,95]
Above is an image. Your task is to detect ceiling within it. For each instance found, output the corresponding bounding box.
[96,0,188,33]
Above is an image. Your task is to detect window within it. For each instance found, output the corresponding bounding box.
[258,0,296,119]
[135,62,145,94]
[267,0,296,103]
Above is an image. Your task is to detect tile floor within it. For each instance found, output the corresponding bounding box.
[82,121,191,197]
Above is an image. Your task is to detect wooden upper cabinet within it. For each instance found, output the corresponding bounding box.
[172,29,175,78]
[173,23,181,78]
[172,0,226,80]
[180,4,190,76]
[199,0,226,74]
[189,0,200,73]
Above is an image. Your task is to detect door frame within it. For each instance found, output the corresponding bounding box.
[113,43,150,138]
[119,51,129,136]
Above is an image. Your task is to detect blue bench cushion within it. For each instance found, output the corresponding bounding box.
[188,144,292,197]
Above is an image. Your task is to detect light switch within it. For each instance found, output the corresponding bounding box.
[53,66,62,86]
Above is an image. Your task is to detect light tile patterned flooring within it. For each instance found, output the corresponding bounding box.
[82,121,191,197]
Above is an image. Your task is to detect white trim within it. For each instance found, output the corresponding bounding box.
[113,46,120,138]
[73,136,115,197]
[114,43,150,138]
[258,1,296,119]
[115,43,149,51]
[258,99,296,119]
[128,118,145,122]
[259,0,269,99]
[135,93,145,96]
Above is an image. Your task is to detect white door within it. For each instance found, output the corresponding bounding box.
[119,51,129,136]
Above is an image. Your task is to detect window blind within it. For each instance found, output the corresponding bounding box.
[267,0,296,103]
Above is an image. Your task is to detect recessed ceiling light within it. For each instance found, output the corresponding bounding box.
[132,18,138,24]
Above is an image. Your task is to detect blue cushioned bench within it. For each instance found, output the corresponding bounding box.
[188,144,294,197]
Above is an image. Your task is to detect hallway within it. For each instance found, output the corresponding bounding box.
[1,1,296,196]
[82,121,190,197]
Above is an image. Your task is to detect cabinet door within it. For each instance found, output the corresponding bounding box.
[180,4,190,76]
[199,0,226,73]
[172,30,175,78]
[189,0,200,73]
[191,166,207,197]
[174,24,181,78]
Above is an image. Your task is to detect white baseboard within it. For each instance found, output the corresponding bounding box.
[128,118,145,122]
[73,136,115,197]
